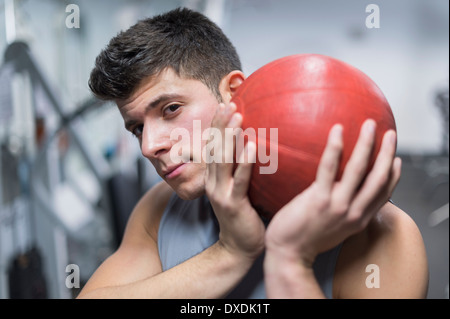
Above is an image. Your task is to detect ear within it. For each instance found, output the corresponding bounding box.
[218,70,245,103]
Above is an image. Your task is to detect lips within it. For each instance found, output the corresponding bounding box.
[163,163,186,178]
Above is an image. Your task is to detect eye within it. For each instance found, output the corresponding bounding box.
[131,125,144,138]
[163,103,182,116]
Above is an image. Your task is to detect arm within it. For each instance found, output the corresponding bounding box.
[264,120,407,298]
[333,202,429,299]
[77,181,255,299]
[78,103,264,299]
[264,202,429,299]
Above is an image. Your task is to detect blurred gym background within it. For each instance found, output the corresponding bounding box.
[0,0,448,299]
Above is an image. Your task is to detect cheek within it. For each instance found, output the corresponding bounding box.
[187,106,217,150]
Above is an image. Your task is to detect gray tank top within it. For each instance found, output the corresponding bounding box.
[158,193,342,298]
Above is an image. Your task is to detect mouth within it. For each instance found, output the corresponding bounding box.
[163,163,187,179]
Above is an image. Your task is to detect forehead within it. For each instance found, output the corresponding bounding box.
[116,68,208,112]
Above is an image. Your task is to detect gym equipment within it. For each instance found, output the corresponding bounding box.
[232,54,396,218]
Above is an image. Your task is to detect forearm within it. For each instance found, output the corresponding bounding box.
[264,251,326,299]
[78,241,254,299]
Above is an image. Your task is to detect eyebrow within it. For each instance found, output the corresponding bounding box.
[147,93,183,111]
[124,93,184,131]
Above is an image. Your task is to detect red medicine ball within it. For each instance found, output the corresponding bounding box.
[231,54,396,219]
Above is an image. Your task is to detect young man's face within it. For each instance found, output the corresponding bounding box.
[117,68,221,200]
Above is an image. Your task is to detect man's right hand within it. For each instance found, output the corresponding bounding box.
[205,102,265,263]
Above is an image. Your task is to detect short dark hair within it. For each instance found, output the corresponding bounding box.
[89,7,242,101]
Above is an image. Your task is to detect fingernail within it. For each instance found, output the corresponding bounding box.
[332,124,343,140]
[217,103,225,114]
[389,130,397,145]
[224,102,236,115]
[364,120,376,136]
[229,112,241,126]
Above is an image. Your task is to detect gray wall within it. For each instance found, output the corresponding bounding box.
[1,0,448,154]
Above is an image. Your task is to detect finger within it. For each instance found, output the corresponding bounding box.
[217,111,243,182]
[372,156,402,205]
[204,162,216,195]
[352,156,402,230]
[211,102,236,131]
[205,130,218,182]
[315,124,344,193]
[386,156,402,198]
[208,103,237,164]
[209,103,222,129]
[206,103,236,183]
[206,103,224,168]
[205,156,216,187]
[231,141,256,199]
[349,130,398,220]
[336,119,376,202]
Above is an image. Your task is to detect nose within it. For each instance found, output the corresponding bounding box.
[140,122,172,160]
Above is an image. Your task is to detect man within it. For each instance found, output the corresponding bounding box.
[78,7,428,298]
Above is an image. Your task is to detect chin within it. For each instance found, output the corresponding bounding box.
[168,176,206,201]
[163,162,207,200]
[175,186,205,201]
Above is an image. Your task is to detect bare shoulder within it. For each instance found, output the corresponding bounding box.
[333,202,429,299]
